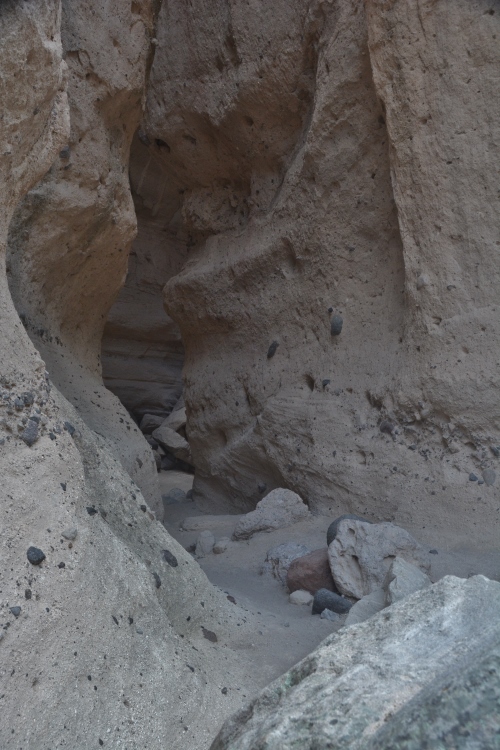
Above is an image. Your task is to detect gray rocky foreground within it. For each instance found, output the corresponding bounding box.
[210,575,500,750]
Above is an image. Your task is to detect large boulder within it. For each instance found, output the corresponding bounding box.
[328,519,430,599]
[232,489,310,541]
[286,548,336,595]
[210,576,500,750]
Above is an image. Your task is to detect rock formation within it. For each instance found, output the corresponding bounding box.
[1,0,499,748]
[92,0,500,553]
[210,575,500,750]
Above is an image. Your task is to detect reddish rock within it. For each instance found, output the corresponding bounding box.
[286,548,336,594]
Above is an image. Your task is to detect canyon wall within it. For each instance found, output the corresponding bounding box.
[7,0,160,508]
[0,3,264,749]
[129,0,500,548]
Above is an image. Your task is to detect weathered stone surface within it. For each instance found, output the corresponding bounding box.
[210,576,500,750]
[139,414,164,435]
[326,514,372,547]
[384,556,431,606]
[233,489,310,541]
[165,406,187,433]
[329,519,430,599]
[261,543,310,586]
[152,424,193,466]
[286,548,336,595]
[345,588,386,627]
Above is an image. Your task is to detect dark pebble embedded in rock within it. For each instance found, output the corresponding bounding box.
[162,549,178,568]
[202,626,218,643]
[58,562,65,569]
[267,341,279,359]
[330,314,343,336]
[380,420,395,435]
[326,514,372,547]
[153,572,161,588]
[221,687,228,695]
[25,589,32,599]
[322,379,330,388]
[64,421,75,436]
[429,549,438,555]
[491,446,500,458]
[312,588,352,615]
[27,546,46,565]
[469,473,478,482]
[86,506,98,515]
[21,418,39,447]
[10,606,21,618]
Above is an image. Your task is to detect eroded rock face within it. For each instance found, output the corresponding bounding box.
[124,0,500,551]
[0,4,267,749]
[210,576,500,750]
[6,0,160,511]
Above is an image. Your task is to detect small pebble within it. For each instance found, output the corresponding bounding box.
[330,314,343,336]
[25,589,32,599]
[429,549,438,555]
[21,418,39,447]
[58,562,65,569]
[469,473,478,482]
[86,506,98,516]
[380,420,395,435]
[27,546,46,565]
[201,626,218,643]
[64,421,75,436]
[267,341,279,359]
[136,627,143,635]
[153,572,161,589]
[322,379,330,388]
[221,687,228,695]
[162,549,178,568]
[10,607,21,618]
[62,528,77,541]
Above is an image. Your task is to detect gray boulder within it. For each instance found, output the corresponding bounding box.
[326,513,372,546]
[328,519,430,599]
[384,556,431,605]
[232,488,310,540]
[261,543,310,585]
[210,576,500,750]
[345,588,386,626]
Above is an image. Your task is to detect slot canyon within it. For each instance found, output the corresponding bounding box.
[1,1,499,748]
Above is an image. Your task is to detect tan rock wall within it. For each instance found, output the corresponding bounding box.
[7,0,160,508]
[0,4,263,749]
[136,0,500,547]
